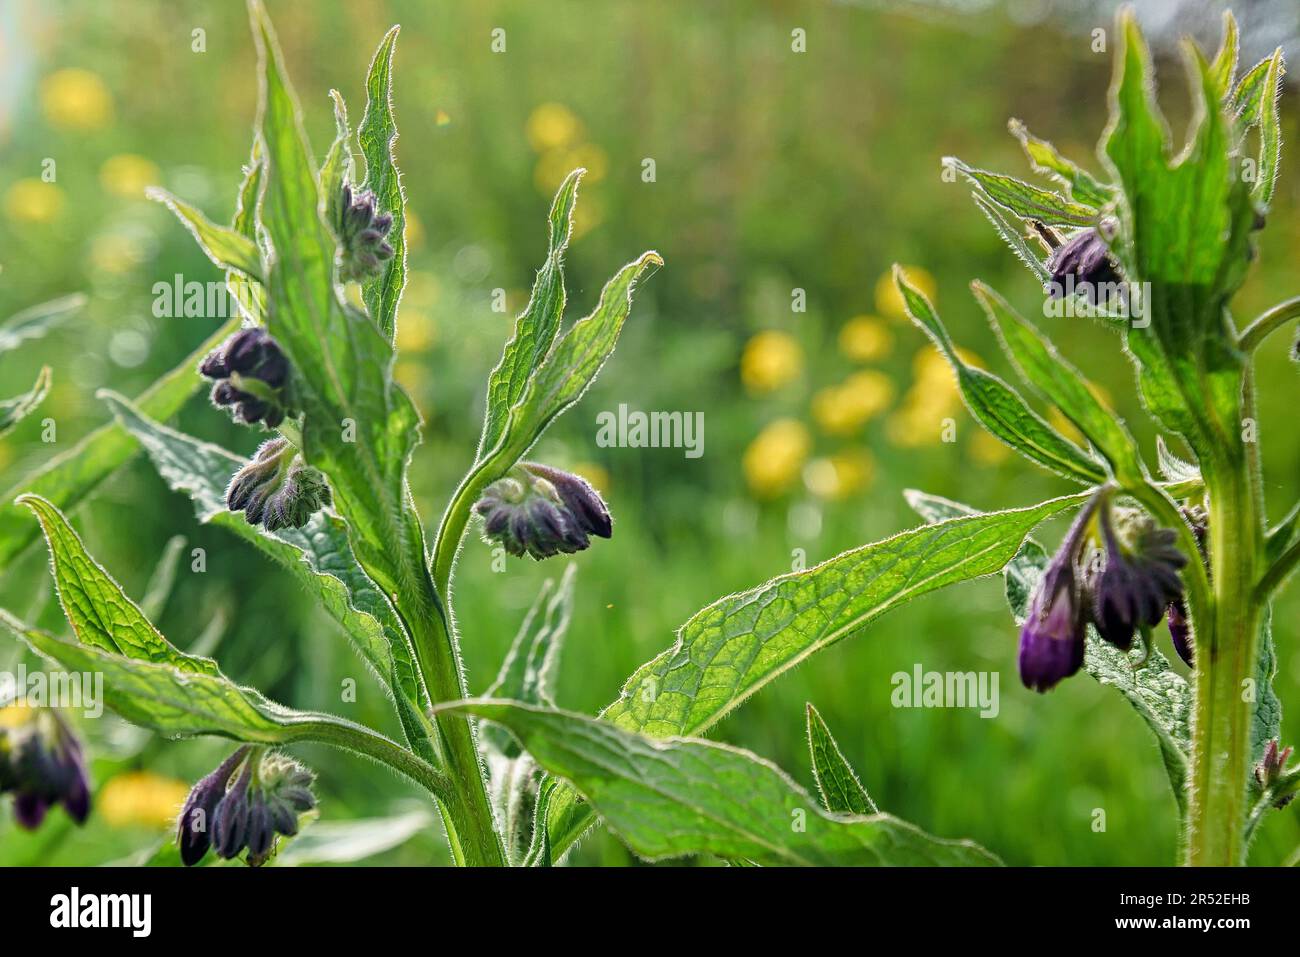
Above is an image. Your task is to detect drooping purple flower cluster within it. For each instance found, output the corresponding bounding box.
[1046,218,1123,304]
[199,328,293,428]
[225,436,331,532]
[1018,491,1190,692]
[475,463,612,560]
[336,183,395,282]
[177,747,316,867]
[0,709,91,830]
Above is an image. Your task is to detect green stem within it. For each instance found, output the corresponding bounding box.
[1185,443,1263,865]
[1238,295,1300,353]
[289,715,451,801]
[1257,536,1300,599]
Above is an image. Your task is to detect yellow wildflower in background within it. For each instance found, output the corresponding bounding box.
[41,68,113,130]
[570,461,611,496]
[0,704,33,728]
[838,314,893,363]
[99,771,189,829]
[887,345,964,446]
[100,154,160,199]
[804,447,875,500]
[526,102,582,152]
[811,370,895,436]
[968,428,1011,465]
[875,264,936,322]
[743,418,811,498]
[740,330,803,394]
[5,179,64,224]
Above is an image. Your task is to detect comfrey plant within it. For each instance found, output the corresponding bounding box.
[0,3,1291,868]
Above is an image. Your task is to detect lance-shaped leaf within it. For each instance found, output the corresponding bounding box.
[806,703,877,815]
[1251,607,1282,771]
[454,700,999,866]
[972,281,1142,482]
[320,90,353,235]
[1209,10,1239,97]
[1232,50,1284,133]
[904,489,1192,816]
[249,1,422,600]
[478,170,583,459]
[99,391,434,762]
[973,194,1050,284]
[146,189,263,281]
[357,26,407,342]
[1251,50,1285,204]
[943,157,1097,226]
[1007,119,1113,209]
[1102,12,1257,457]
[547,489,1090,852]
[0,148,262,569]
[0,293,85,356]
[896,268,1105,484]
[0,366,52,437]
[482,569,576,862]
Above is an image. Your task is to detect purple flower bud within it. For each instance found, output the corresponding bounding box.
[1,710,92,830]
[1256,739,1295,808]
[201,329,294,428]
[1166,599,1193,666]
[1018,492,1103,692]
[336,182,396,282]
[1090,506,1187,650]
[476,465,612,561]
[225,440,330,532]
[177,746,250,867]
[1047,220,1123,302]
[211,762,252,859]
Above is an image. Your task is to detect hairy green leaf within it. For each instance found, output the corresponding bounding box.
[806,703,877,815]
[357,26,407,342]
[100,391,433,761]
[0,366,52,437]
[1007,119,1113,208]
[972,281,1142,482]
[1252,50,1285,204]
[147,188,263,281]
[1251,607,1282,769]
[320,90,353,233]
[943,157,1097,226]
[548,490,1088,852]
[0,294,85,356]
[972,194,1050,284]
[459,700,999,866]
[897,268,1105,484]
[1209,10,1239,97]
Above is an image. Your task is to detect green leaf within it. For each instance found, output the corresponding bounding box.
[897,268,1106,484]
[1155,436,1200,485]
[0,366,52,437]
[249,0,422,600]
[139,534,187,623]
[0,294,85,356]
[943,156,1098,226]
[1209,10,1239,97]
[478,170,583,459]
[0,148,262,568]
[806,703,877,815]
[482,567,575,863]
[1250,607,1282,770]
[972,194,1050,284]
[1232,52,1282,131]
[457,700,999,866]
[357,26,407,342]
[276,809,433,865]
[146,188,263,281]
[1252,50,1285,204]
[1007,119,1113,208]
[548,490,1088,852]
[99,391,434,761]
[320,90,353,233]
[972,281,1142,482]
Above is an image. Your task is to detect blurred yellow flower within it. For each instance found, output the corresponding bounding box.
[838,314,893,363]
[0,704,33,729]
[812,370,895,436]
[804,448,875,500]
[1048,407,1085,446]
[875,265,937,323]
[41,68,114,130]
[404,209,424,248]
[968,428,1011,465]
[570,144,608,184]
[743,418,811,498]
[395,310,436,353]
[570,462,610,496]
[5,179,65,224]
[100,153,160,199]
[394,358,430,396]
[526,102,582,152]
[99,771,190,829]
[740,330,803,394]
[90,232,146,274]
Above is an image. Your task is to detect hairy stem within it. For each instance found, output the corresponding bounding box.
[1185,433,1263,865]
[288,715,451,801]
[1238,295,1300,353]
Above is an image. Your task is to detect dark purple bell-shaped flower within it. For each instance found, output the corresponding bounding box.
[1166,599,1193,666]
[225,437,331,533]
[200,328,293,428]
[476,464,612,560]
[176,746,250,867]
[1090,506,1187,651]
[1018,492,1103,693]
[1047,218,1123,302]
[0,709,92,830]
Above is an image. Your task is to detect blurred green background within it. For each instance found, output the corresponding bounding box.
[1,0,1297,866]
